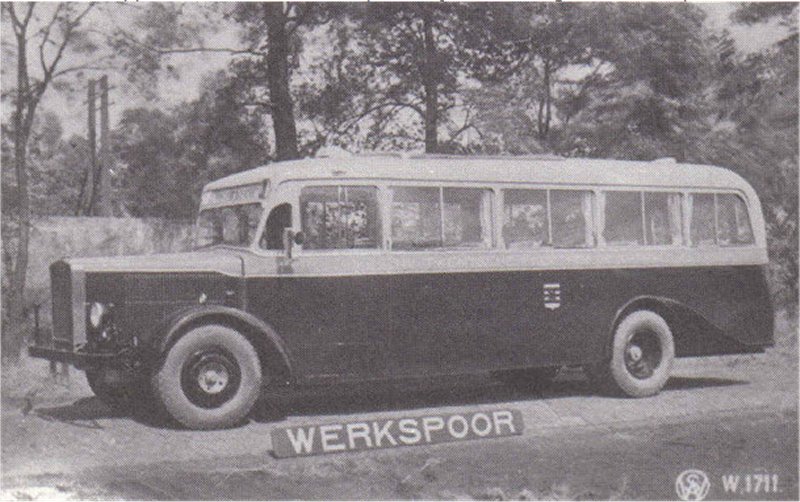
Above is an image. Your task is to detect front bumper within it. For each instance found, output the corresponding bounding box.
[28,344,125,370]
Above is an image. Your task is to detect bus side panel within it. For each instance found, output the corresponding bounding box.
[244,265,772,382]
[245,275,392,381]
[385,265,772,376]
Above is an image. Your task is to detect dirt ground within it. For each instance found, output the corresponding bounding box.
[1,312,797,500]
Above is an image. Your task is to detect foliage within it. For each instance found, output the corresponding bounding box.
[299,3,498,153]
[115,71,271,219]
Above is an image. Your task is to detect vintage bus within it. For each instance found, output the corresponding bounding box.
[30,154,773,429]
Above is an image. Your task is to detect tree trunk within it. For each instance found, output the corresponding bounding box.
[421,7,439,154]
[543,57,551,140]
[537,57,552,142]
[537,96,545,140]
[4,25,32,361]
[264,3,300,162]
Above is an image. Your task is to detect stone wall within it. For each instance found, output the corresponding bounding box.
[22,217,194,328]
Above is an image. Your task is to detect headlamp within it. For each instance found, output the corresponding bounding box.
[89,302,106,329]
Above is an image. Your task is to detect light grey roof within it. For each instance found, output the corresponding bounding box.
[204,155,755,193]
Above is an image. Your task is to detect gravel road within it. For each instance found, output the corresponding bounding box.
[2,350,797,500]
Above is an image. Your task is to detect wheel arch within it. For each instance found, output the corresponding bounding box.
[154,306,294,385]
[605,295,711,360]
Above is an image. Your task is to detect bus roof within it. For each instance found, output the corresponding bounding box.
[203,155,755,194]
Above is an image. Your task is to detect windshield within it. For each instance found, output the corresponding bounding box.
[195,203,264,249]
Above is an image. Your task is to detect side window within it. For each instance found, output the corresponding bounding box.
[603,191,644,246]
[300,186,380,250]
[690,193,716,246]
[390,187,442,250]
[443,188,493,248]
[717,193,754,246]
[261,203,292,250]
[390,186,493,250]
[503,189,548,249]
[551,190,593,248]
[644,192,683,245]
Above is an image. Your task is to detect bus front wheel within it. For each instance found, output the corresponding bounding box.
[587,310,674,398]
[152,324,262,429]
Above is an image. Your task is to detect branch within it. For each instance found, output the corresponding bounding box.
[114,29,264,57]
[334,100,423,137]
[38,5,67,80]
[40,4,95,91]
[5,3,34,37]
[36,3,65,51]
[22,3,34,29]
[51,64,113,80]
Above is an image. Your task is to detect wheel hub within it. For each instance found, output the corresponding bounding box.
[197,362,230,394]
[181,348,242,409]
[626,345,643,362]
[624,330,662,380]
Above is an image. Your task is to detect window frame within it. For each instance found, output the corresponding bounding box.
[500,185,596,250]
[600,189,646,247]
[641,191,685,247]
[298,183,384,253]
[387,183,496,252]
[688,190,755,248]
[253,180,757,257]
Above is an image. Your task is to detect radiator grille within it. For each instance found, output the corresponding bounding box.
[50,262,73,344]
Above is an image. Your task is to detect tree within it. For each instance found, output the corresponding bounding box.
[114,3,335,162]
[310,3,488,153]
[548,4,711,159]
[1,3,96,360]
[469,4,616,144]
[114,71,271,219]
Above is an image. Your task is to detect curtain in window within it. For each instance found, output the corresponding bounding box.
[582,192,594,246]
[595,192,606,246]
[480,190,494,248]
[685,193,693,245]
[668,193,683,245]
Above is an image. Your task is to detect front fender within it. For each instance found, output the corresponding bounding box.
[152,305,294,380]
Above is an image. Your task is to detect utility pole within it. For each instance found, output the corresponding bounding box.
[96,75,112,216]
[80,79,97,216]
[80,76,113,216]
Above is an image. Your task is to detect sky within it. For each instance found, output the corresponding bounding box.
[1,2,793,138]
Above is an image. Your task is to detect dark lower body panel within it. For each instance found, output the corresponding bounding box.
[29,265,774,385]
[246,265,774,382]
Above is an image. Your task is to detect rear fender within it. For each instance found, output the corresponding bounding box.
[605,295,759,360]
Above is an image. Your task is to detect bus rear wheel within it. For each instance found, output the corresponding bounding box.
[587,310,674,397]
[152,324,262,430]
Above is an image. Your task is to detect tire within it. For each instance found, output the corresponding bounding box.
[152,324,262,430]
[494,367,560,391]
[85,369,148,409]
[587,310,675,397]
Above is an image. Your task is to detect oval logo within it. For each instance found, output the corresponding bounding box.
[675,469,711,501]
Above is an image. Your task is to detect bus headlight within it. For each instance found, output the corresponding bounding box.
[89,302,106,328]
